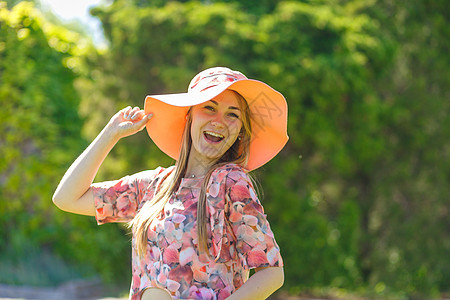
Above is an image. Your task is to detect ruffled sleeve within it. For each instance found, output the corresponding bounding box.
[206,164,283,269]
[91,167,166,225]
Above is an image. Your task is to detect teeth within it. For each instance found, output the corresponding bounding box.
[205,131,224,138]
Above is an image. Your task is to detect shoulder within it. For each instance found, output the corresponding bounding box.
[91,167,167,190]
[210,163,256,196]
[128,166,175,188]
[206,164,251,202]
[132,166,174,179]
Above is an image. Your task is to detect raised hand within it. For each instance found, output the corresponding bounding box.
[106,106,152,140]
[53,106,152,216]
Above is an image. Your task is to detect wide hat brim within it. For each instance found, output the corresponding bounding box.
[144,79,288,171]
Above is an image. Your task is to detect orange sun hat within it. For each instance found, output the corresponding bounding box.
[144,67,288,171]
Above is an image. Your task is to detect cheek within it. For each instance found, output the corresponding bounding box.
[190,123,200,141]
[229,120,243,136]
[190,117,207,143]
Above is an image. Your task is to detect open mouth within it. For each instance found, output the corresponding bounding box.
[204,131,225,143]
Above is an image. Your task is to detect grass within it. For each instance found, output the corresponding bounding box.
[0,246,91,286]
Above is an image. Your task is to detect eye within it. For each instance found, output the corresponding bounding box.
[228,112,240,119]
[204,105,215,112]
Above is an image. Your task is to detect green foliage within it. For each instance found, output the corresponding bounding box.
[89,0,449,297]
[0,1,129,285]
[1,0,448,298]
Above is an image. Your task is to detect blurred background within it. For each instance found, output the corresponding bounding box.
[0,0,448,299]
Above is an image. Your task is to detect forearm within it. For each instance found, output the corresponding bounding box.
[53,125,118,206]
[227,267,284,300]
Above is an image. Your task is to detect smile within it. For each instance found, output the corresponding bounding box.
[204,131,225,143]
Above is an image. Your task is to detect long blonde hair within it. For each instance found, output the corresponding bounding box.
[130,91,252,257]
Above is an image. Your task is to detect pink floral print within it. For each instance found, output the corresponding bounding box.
[92,164,283,300]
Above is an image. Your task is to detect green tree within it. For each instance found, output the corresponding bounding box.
[0,1,129,285]
[359,0,450,296]
[89,0,390,293]
[90,0,449,297]
[2,0,447,298]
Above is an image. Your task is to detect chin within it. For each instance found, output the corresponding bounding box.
[199,146,226,161]
[201,151,224,161]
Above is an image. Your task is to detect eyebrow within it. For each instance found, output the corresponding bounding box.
[210,100,240,111]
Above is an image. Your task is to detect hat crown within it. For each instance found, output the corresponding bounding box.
[188,67,247,94]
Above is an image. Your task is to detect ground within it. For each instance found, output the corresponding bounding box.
[0,280,320,300]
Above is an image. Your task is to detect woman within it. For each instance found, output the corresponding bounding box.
[53,67,288,300]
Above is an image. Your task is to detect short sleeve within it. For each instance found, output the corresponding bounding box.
[224,166,283,270]
[91,167,166,225]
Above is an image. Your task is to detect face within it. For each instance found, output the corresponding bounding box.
[189,90,243,168]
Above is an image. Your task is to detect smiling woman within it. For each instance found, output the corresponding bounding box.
[188,90,247,171]
[53,67,288,299]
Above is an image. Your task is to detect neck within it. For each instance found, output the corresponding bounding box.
[184,150,217,178]
[184,160,212,178]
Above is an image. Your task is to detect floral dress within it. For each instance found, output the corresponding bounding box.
[92,163,283,300]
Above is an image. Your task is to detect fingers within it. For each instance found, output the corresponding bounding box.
[121,106,132,119]
[123,106,139,119]
[122,106,148,121]
[130,107,143,120]
[138,113,153,123]
[107,107,152,140]
[134,113,153,128]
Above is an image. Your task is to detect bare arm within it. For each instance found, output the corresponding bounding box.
[52,106,151,216]
[226,266,284,300]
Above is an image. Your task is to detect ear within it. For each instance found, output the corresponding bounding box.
[238,128,246,140]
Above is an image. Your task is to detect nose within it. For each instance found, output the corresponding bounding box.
[210,114,225,129]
